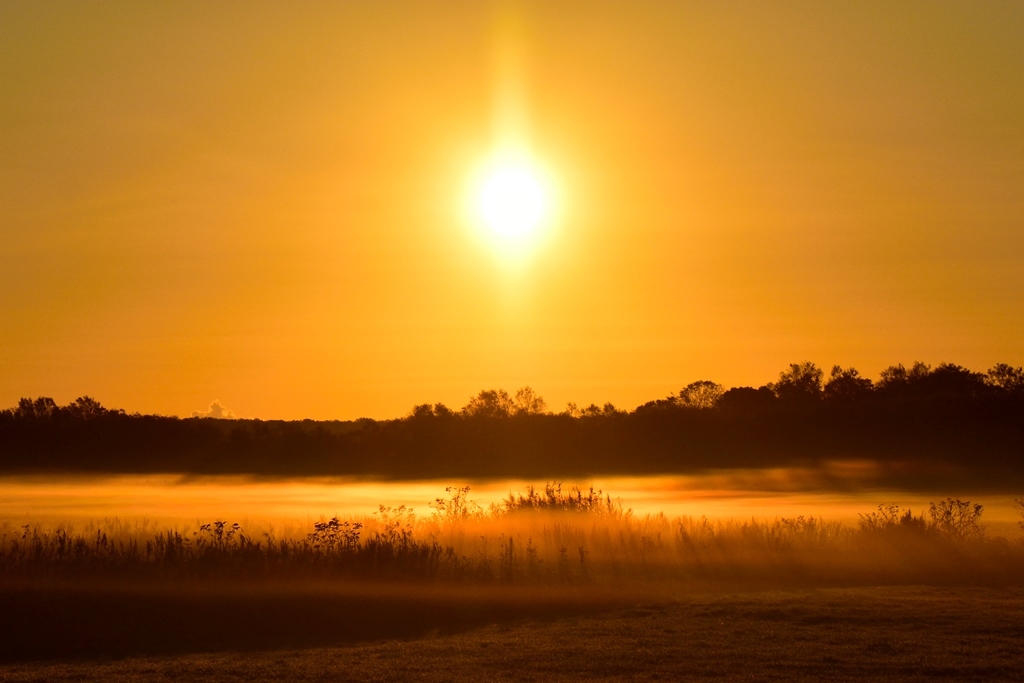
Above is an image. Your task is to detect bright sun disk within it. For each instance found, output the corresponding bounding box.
[477,164,547,238]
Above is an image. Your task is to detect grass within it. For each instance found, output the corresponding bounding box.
[2,484,1024,676]
[2,586,1023,681]
[2,484,1022,587]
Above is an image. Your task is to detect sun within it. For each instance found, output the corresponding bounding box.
[466,151,555,251]
[477,164,547,237]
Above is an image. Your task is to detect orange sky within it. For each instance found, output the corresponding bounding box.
[2,1,1023,420]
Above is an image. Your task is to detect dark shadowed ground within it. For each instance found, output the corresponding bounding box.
[1,583,1022,681]
[0,580,634,663]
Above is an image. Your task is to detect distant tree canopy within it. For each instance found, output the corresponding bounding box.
[988,363,1024,393]
[512,386,547,416]
[461,389,515,418]
[771,362,825,403]
[824,366,873,402]
[633,361,1021,414]
[676,381,724,409]
[1,361,1022,482]
[717,386,776,412]
[447,387,549,418]
[4,362,1022,427]
[8,396,121,421]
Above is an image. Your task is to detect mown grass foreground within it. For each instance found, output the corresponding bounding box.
[2,586,1023,682]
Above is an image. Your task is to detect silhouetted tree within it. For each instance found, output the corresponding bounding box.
[823,366,873,402]
[771,362,824,403]
[920,363,987,399]
[14,397,59,420]
[513,386,547,415]
[66,396,107,420]
[717,386,776,412]
[601,402,622,416]
[432,403,456,418]
[877,361,932,391]
[676,380,724,409]
[461,389,514,418]
[986,363,1024,394]
[633,397,677,414]
[581,403,621,417]
[408,403,435,419]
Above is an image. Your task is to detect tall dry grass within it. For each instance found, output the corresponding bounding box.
[2,483,1022,587]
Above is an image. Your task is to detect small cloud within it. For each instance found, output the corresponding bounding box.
[191,399,236,419]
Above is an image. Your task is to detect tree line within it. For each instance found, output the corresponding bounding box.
[2,361,1022,485]
[404,361,1024,419]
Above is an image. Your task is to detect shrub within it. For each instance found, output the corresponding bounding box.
[307,517,362,552]
[499,482,626,518]
[858,504,927,535]
[429,486,482,522]
[927,498,985,541]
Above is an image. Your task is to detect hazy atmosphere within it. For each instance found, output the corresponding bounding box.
[4,1,1022,420]
[4,4,1024,680]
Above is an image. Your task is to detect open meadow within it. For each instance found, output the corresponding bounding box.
[2,584,1023,682]
[2,484,1024,680]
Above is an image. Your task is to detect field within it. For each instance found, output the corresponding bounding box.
[2,485,1023,680]
[1,584,1023,682]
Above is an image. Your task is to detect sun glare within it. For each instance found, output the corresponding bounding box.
[478,165,546,237]
[467,154,555,256]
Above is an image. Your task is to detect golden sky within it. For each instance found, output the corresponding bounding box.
[2,1,1022,420]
